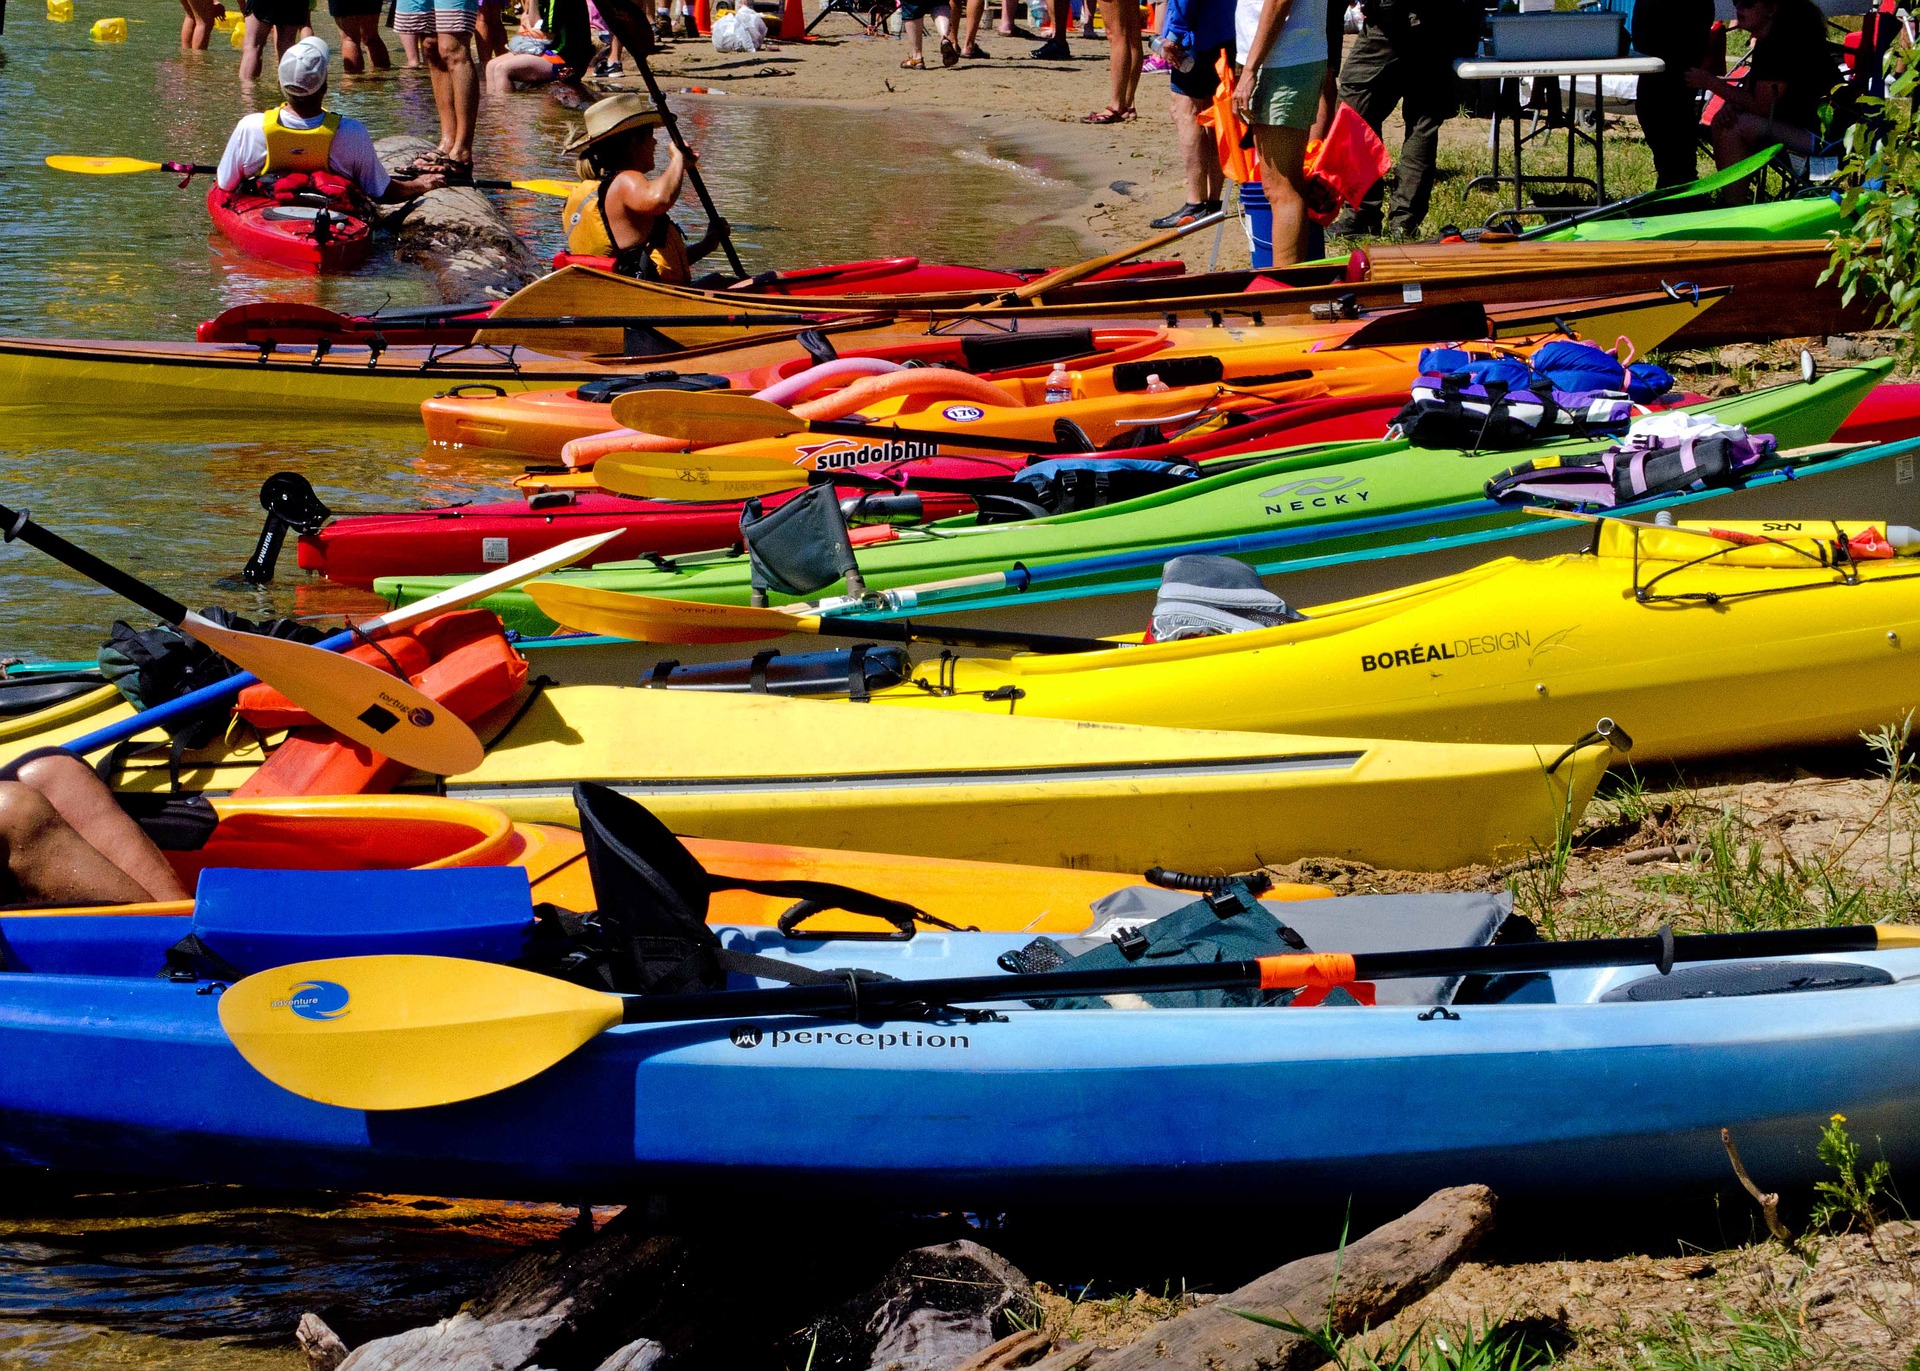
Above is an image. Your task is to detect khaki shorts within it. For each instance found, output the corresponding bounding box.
[1250,60,1326,130]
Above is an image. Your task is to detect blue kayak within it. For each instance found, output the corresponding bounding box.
[1,867,1914,1203]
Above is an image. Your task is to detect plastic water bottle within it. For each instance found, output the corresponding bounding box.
[1044,363,1072,404]
[1144,374,1171,393]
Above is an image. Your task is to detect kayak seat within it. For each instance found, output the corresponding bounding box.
[569,782,939,994]
[958,330,1097,375]
[1601,960,1895,1002]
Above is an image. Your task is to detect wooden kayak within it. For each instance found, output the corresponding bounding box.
[476,241,1862,353]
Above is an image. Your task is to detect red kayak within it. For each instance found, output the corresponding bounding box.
[295,479,991,588]
[205,182,373,274]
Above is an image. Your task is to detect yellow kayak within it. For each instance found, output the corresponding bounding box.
[855,518,1920,763]
[1,687,1611,873]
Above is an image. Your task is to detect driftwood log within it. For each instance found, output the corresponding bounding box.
[373,135,544,301]
[1028,1186,1497,1371]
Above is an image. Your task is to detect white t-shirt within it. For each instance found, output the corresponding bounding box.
[215,109,392,198]
[1235,0,1328,68]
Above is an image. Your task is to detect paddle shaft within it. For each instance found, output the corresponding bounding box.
[56,530,618,756]
[612,924,1895,1024]
[622,35,746,277]
[1,504,189,626]
[801,613,1115,654]
[803,416,1074,457]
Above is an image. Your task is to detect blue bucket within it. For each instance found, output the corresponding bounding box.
[1238,179,1272,268]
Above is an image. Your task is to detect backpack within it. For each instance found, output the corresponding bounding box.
[97,608,323,748]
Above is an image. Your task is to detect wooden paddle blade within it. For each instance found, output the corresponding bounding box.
[180,614,486,775]
[365,529,622,633]
[593,450,810,501]
[608,389,804,443]
[46,155,163,174]
[219,955,623,1109]
[526,580,805,644]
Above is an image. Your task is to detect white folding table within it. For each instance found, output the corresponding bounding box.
[1454,55,1666,225]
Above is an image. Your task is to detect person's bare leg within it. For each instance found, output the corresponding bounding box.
[10,755,188,901]
[475,0,508,59]
[0,784,161,906]
[905,12,925,59]
[424,34,457,151]
[401,27,424,65]
[960,0,983,50]
[438,31,479,161]
[1253,123,1311,264]
[240,12,270,79]
[1171,89,1219,202]
[1110,0,1140,111]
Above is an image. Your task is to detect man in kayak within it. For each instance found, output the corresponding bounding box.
[0,751,188,906]
[215,37,447,202]
[560,93,727,283]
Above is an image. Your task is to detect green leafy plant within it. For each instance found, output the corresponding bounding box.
[1809,1111,1891,1234]
[1823,45,1920,366]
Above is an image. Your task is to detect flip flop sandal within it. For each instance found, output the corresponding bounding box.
[939,36,959,65]
[1081,106,1127,123]
[900,54,925,66]
[962,43,990,56]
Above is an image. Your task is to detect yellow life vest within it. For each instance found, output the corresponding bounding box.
[563,177,692,283]
[262,108,341,176]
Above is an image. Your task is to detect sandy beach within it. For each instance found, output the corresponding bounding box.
[606,26,1243,267]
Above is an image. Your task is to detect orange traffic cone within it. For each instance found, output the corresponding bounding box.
[781,0,806,37]
[694,0,712,35]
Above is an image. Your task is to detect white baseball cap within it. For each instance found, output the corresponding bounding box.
[279,36,331,96]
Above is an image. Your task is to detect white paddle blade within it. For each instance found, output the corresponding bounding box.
[181,614,486,775]
[360,529,622,635]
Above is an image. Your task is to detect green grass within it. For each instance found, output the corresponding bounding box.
[1629,1309,1821,1371]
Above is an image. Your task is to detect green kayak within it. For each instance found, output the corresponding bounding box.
[379,362,1892,639]
[1542,198,1851,243]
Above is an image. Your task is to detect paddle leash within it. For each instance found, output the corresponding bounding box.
[219,920,1920,1110]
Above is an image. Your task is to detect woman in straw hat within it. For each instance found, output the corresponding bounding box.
[559,93,727,283]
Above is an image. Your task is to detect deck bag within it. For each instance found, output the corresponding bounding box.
[995,882,1359,1010]
[1147,555,1306,642]
[741,483,861,599]
[530,782,939,995]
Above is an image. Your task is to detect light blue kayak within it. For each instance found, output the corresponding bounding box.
[0,867,1913,1203]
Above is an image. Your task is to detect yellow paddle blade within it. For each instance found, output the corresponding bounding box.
[47,155,164,174]
[527,579,811,644]
[511,178,577,198]
[594,449,810,501]
[609,389,805,444]
[1876,925,1920,949]
[219,956,623,1110]
[181,613,486,776]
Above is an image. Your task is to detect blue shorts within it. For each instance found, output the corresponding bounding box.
[394,0,477,32]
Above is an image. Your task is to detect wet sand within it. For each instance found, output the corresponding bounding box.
[603,27,1224,267]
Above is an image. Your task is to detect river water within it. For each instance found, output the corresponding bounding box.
[0,6,1090,663]
[0,7,1089,1360]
